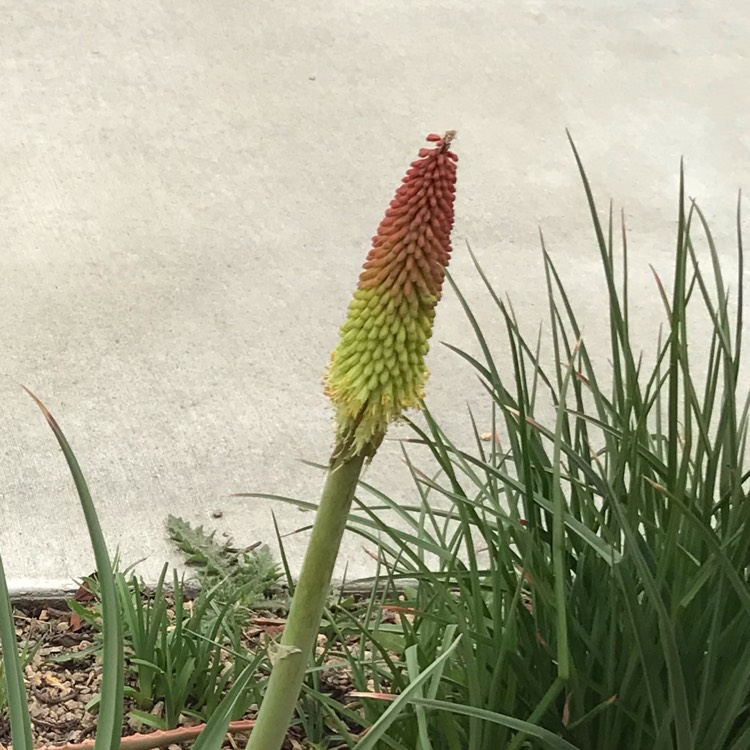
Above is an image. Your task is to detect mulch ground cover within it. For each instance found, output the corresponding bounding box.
[0,600,361,750]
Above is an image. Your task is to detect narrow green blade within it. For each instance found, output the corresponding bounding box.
[25,388,125,750]
[0,554,34,750]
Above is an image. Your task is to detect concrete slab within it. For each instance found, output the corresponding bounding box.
[2,1,750,593]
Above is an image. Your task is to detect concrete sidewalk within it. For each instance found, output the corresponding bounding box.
[2,1,749,594]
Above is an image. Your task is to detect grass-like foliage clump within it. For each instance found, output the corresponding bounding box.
[69,563,266,730]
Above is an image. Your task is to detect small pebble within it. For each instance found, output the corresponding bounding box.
[212,509,223,518]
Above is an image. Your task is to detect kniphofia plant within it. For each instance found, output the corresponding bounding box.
[246,131,459,750]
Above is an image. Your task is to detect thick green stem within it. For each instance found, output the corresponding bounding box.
[246,453,366,750]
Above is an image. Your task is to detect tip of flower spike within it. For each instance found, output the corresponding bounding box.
[425,131,457,148]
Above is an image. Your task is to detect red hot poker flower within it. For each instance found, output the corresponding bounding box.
[326,131,458,459]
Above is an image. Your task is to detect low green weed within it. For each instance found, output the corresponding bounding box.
[167,515,280,614]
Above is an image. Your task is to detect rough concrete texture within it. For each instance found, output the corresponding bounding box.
[2,1,750,593]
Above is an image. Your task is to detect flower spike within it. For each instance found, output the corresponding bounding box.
[247,132,459,750]
[325,131,458,460]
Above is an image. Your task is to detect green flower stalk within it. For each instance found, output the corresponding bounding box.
[246,132,458,750]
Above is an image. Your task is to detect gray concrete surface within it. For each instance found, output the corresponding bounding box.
[2,1,750,593]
